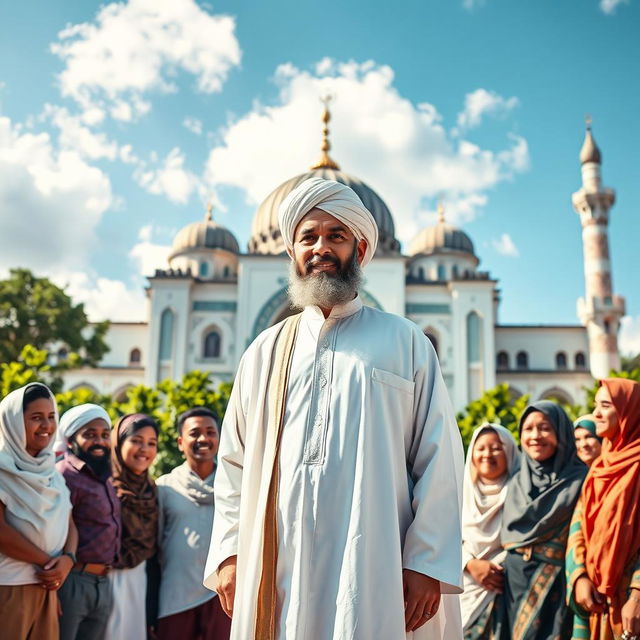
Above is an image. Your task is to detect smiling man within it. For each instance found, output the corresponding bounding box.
[55,403,121,640]
[155,407,231,640]
[204,178,465,640]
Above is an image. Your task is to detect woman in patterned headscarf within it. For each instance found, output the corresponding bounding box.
[499,401,587,640]
[106,413,159,640]
[566,379,640,640]
[573,414,602,468]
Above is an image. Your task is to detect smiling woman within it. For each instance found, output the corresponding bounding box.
[107,413,159,640]
[498,402,587,639]
[0,383,76,640]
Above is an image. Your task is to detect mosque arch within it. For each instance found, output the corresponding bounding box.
[251,286,384,340]
[538,386,574,406]
[158,308,175,361]
[574,351,587,370]
[203,326,222,359]
[466,311,484,401]
[69,382,100,395]
[113,383,134,403]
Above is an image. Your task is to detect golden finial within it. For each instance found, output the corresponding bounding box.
[205,201,213,222]
[310,94,340,171]
[437,199,446,224]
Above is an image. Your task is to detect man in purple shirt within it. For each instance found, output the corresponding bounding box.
[55,404,121,640]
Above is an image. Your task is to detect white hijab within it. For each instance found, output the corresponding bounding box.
[278,178,379,266]
[0,384,70,553]
[460,423,518,629]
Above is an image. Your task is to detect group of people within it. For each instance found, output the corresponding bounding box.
[0,382,230,640]
[1,176,639,640]
[460,379,640,640]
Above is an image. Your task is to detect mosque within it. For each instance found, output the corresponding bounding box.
[62,110,626,411]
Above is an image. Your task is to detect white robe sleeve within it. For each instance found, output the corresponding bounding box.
[402,330,464,594]
[203,354,248,591]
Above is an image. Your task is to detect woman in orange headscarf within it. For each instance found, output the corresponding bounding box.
[566,378,640,640]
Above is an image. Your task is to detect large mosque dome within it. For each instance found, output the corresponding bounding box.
[170,206,240,259]
[248,103,401,256]
[408,217,477,260]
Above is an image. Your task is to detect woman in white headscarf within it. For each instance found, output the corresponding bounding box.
[0,383,77,640]
[461,424,518,639]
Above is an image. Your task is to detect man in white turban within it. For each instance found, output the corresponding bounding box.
[55,404,121,640]
[204,178,464,639]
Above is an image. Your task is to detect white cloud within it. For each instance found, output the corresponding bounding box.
[183,116,203,135]
[134,147,200,204]
[600,0,629,14]
[456,88,519,131]
[0,115,113,274]
[620,315,640,356]
[205,61,529,244]
[492,232,520,257]
[129,225,172,277]
[43,104,119,160]
[56,270,147,322]
[51,0,241,121]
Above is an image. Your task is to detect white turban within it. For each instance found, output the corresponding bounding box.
[53,403,111,454]
[278,178,379,267]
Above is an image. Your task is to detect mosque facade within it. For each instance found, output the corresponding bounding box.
[62,117,624,412]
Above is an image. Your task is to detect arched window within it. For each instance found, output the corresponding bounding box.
[159,309,175,361]
[496,351,509,370]
[129,348,141,365]
[437,263,446,281]
[204,330,221,358]
[452,265,459,279]
[57,347,68,361]
[199,261,209,277]
[418,266,425,281]
[516,351,529,370]
[555,351,567,370]
[467,312,482,363]
[223,265,230,278]
[575,351,586,370]
[604,320,611,334]
[424,330,438,356]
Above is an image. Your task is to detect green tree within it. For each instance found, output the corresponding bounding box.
[0,268,109,367]
[456,383,530,450]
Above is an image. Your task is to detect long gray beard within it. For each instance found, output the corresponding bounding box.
[287,251,362,311]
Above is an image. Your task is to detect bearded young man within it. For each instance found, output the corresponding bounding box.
[55,404,121,640]
[204,178,464,640]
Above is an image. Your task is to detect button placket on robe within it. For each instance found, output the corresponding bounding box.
[302,318,338,465]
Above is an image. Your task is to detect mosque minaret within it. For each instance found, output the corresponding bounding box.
[572,118,625,379]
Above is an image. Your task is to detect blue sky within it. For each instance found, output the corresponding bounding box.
[1,0,638,352]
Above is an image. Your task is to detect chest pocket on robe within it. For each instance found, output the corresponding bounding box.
[371,368,415,445]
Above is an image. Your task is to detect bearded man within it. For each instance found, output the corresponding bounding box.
[204,178,464,639]
[55,404,121,640]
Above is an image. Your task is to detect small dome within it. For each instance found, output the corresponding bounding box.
[170,207,239,259]
[580,127,601,165]
[249,168,401,255]
[408,205,476,258]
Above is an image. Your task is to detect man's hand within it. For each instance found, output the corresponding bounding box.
[36,554,73,591]
[216,556,237,619]
[621,588,640,636]
[574,575,605,613]
[465,559,504,593]
[402,569,440,632]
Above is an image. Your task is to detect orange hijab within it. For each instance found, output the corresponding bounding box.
[581,378,640,600]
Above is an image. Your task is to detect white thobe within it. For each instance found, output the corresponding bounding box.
[205,297,464,639]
